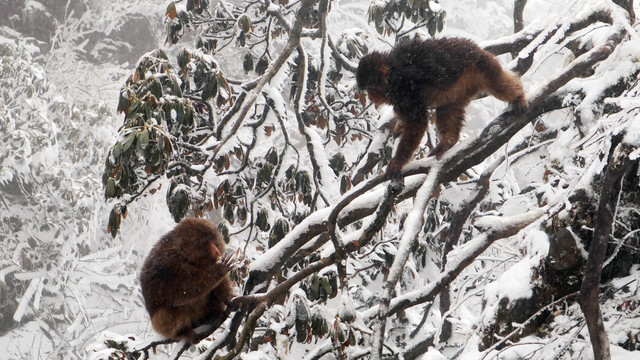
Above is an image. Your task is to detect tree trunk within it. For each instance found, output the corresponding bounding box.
[579,136,637,360]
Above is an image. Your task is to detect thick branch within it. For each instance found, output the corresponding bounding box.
[372,167,441,360]
[579,137,637,360]
[513,0,527,33]
[362,208,546,320]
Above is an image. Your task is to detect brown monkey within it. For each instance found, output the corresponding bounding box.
[140,218,235,343]
[356,37,528,177]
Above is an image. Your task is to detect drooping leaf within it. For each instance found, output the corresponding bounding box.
[166,2,177,19]
[255,57,268,75]
[238,14,252,33]
[243,53,254,72]
[138,128,149,149]
[105,178,116,198]
[202,74,218,101]
[117,90,130,114]
[149,77,162,99]
[108,207,121,237]
[122,132,137,152]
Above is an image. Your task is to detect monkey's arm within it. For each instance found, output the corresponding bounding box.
[169,254,234,307]
[386,117,429,177]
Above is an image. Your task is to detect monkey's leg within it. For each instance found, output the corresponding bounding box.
[151,307,197,342]
[430,105,466,159]
[200,277,234,325]
[477,55,528,112]
[386,118,428,178]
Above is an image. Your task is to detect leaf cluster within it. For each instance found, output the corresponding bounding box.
[368,0,445,37]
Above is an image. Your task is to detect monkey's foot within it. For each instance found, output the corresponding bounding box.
[428,145,447,160]
[510,95,529,114]
[388,177,404,193]
[176,328,199,344]
[385,159,403,179]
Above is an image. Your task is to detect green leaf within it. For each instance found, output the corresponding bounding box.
[184,107,194,127]
[266,147,278,165]
[167,185,190,222]
[122,132,137,152]
[105,178,116,198]
[320,276,332,297]
[108,207,121,237]
[128,99,141,117]
[157,132,165,148]
[150,77,162,99]
[256,209,270,231]
[311,313,328,336]
[176,103,184,124]
[169,77,182,97]
[295,298,310,322]
[255,57,268,75]
[139,128,149,149]
[238,14,252,33]
[117,90,129,114]
[112,143,123,159]
[150,151,161,166]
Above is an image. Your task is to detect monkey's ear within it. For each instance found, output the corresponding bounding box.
[380,65,389,78]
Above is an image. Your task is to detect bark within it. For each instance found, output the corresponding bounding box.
[513,0,527,33]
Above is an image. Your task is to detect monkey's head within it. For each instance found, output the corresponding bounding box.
[356,51,390,106]
[173,218,224,265]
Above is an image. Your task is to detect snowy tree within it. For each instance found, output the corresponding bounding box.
[93,0,640,359]
[0,38,129,356]
[0,2,166,358]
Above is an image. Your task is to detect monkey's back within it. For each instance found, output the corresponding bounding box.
[387,37,488,114]
[140,236,182,315]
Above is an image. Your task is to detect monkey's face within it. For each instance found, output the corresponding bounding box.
[205,236,221,259]
[356,52,390,108]
[178,235,221,265]
[365,87,388,107]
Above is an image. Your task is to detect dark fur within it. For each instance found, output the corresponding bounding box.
[140,218,234,343]
[357,37,528,177]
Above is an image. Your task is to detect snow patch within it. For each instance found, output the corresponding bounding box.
[484,257,536,309]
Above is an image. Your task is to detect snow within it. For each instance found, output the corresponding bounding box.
[249,208,332,273]
[521,228,550,257]
[388,168,440,285]
[624,122,640,160]
[3,0,640,359]
[423,347,447,359]
[12,277,42,322]
[483,257,535,309]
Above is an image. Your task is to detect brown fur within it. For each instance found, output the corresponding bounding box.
[356,37,527,177]
[140,218,234,343]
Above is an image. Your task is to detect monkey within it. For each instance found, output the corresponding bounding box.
[356,37,528,177]
[140,218,235,343]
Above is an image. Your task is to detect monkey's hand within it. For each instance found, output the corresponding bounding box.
[218,253,236,274]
